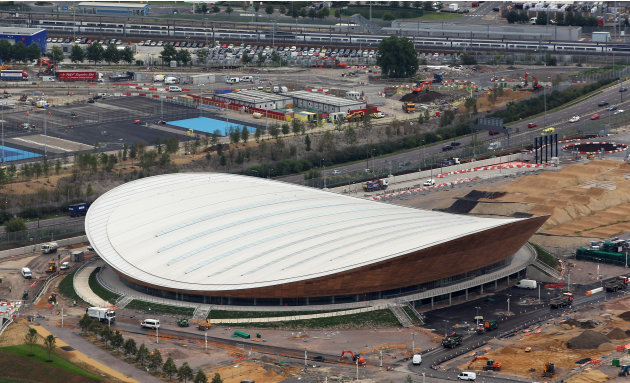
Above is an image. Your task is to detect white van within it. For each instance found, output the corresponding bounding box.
[21,267,32,279]
[226,77,240,84]
[488,141,501,151]
[516,279,537,289]
[141,319,160,329]
[530,17,537,25]
[168,86,182,92]
[412,354,422,365]
[458,371,476,381]
[164,76,178,84]
[272,85,280,93]
[240,76,253,82]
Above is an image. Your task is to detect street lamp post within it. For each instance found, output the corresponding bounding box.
[507,295,511,316]
[443,320,449,336]
[474,306,481,326]
[412,333,415,353]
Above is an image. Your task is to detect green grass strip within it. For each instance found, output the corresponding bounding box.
[0,344,101,381]
[57,269,84,304]
[219,309,400,329]
[529,242,559,269]
[125,300,194,316]
[88,267,120,304]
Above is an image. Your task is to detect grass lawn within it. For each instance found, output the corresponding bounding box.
[220,309,400,329]
[209,308,345,319]
[58,269,85,304]
[89,267,120,304]
[125,300,195,316]
[0,344,101,382]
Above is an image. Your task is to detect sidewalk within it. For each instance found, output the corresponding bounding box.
[73,260,112,308]
[34,323,163,383]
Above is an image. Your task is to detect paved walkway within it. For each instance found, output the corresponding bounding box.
[73,260,111,308]
[34,323,163,383]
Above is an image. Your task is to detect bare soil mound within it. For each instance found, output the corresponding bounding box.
[566,330,610,349]
[607,327,628,340]
[565,319,598,329]
[400,90,445,103]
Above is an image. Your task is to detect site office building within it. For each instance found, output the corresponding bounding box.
[0,27,47,54]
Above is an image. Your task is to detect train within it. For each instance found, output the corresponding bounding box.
[33,18,630,54]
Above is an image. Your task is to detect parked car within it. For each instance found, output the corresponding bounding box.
[590,114,600,120]
[569,115,580,123]
[598,101,609,107]
[488,130,499,135]
[620,87,628,92]
[423,179,436,186]
[615,109,625,115]
[331,169,341,175]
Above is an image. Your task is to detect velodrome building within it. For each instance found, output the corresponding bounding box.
[86,173,547,307]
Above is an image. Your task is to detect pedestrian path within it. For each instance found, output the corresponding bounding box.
[73,260,112,308]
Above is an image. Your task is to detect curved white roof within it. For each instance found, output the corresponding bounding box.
[86,173,521,292]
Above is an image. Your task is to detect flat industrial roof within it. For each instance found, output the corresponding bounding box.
[0,27,45,35]
[289,90,365,107]
[86,173,521,292]
[213,90,291,104]
[78,2,149,8]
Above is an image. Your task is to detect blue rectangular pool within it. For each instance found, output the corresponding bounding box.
[0,145,40,162]
[167,117,256,136]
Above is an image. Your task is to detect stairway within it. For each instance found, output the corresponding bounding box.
[388,304,413,328]
[114,295,133,309]
[193,305,211,321]
[405,302,425,325]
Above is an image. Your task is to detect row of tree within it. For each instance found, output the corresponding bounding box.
[78,314,217,383]
[507,10,601,27]
[0,40,41,63]
[70,43,135,65]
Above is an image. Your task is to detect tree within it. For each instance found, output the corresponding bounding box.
[11,41,27,62]
[85,42,103,64]
[211,373,223,383]
[228,127,240,145]
[308,8,316,19]
[49,45,64,63]
[270,51,281,65]
[225,6,233,15]
[163,357,178,380]
[121,46,134,64]
[123,338,137,357]
[0,40,11,62]
[177,49,191,66]
[265,4,274,16]
[148,349,163,371]
[43,334,56,362]
[136,343,149,366]
[305,134,311,151]
[506,10,519,24]
[27,43,41,61]
[298,7,307,18]
[196,48,208,65]
[24,328,38,356]
[281,123,290,136]
[536,12,547,25]
[111,330,124,350]
[376,36,418,78]
[70,44,85,63]
[79,314,93,333]
[178,362,194,383]
[460,53,477,65]
[241,126,249,144]
[100,326,113,348]
[241,51,252,64]
[254,127,263,142]
[194,370,208,383]
[5,217,26,232]
[160,44,177,64]
[334,9,341,20]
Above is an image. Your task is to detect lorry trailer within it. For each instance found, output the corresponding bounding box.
[57,70,103,82]
[68,202,89,217]
[362,178,388,192]
[0,70,28,81]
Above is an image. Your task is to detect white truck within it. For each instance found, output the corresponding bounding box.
[41,242,59,254]
[448,3,459,11]
[164,76,178,84]
[516,279,537,289]
[87,307,116,323]
[488,141,502,151]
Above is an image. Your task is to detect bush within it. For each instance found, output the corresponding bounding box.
[4,217,26,232]
[530,242,558,269]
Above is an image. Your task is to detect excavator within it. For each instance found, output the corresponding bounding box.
[412,80,433,94]
[468,356,502,371]
[46,258,56,273]
[542,362,555,377]
[341,350,366,365]
[39,58,56,75]
[523,72,541,90]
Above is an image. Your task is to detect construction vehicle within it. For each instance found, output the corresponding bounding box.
[468,356,501,371]
[46,259,56,273]
[19,94,27,102]
[177,318,190,327]
[48,292,57,304]
[549,293,573,309]
[41,242,59,254]
[523,72,541,90]
[362,178,388,192]
[87,307,116,323]
[605,276,629,292]
[198,320,211,330]
[542,362,555,377]
[475,320,498,334]
[412,80,433,94]
[340,350,366,365]
[39,58,56,75]
[344,110,364,122]
[402,101,415,113]
[620,364,630,376]
[441,333,463,348]
[433,73,443,83]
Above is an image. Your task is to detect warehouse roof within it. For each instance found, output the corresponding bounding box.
[86,173,521,292]
[0,27,45,35]
[212,90,290,104]
[289,90,365,107]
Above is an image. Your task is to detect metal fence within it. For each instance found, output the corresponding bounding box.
[0,221,85,248]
